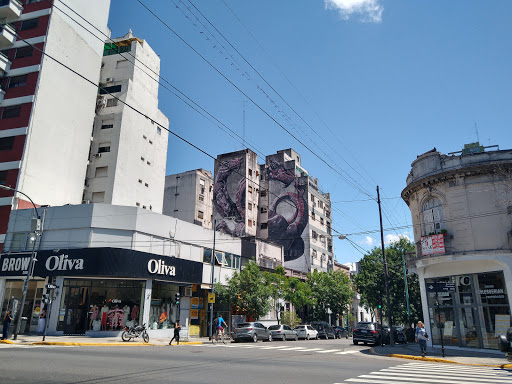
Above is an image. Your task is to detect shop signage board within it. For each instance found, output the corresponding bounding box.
[207,292,215,303]
[0,247,203,283]
[427,281,456,293]
[421,234,445,255]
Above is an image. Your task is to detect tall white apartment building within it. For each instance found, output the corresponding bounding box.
[83,31,169,213]
[0,0,110,251]
[163,169,213,229]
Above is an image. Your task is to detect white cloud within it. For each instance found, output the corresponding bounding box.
[360,236,375,247]
[384,233,412,245]
[325,0,384,23]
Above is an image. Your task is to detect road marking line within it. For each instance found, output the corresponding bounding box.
[360,373,511,383]
[316,349,341,353]
[386,366,509,376]
[298,348,323,352]
[259,346,288,349]
[335,350,359,355]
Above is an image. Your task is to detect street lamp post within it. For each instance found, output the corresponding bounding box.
[0,185,40,340]
[209,219,216,340]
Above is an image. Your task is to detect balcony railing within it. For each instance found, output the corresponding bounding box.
[258,256,281,270]
[0,0,23,20]
[0,50,10,73]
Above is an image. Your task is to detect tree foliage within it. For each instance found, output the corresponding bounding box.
[353,238,423,326]
[263,265,287,323]
[306,270,353,322]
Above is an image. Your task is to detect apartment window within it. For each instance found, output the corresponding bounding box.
[20,18,39,31]
[312,249,317,258]
[15,46,33,59]
[144,183,148,187]
[248,169,252,176]
[141,157,145,161]
[138,179,142,184]
[260,207,267,213]
[311,212,316,221]
[248,203,252,211]
[2,105,21,119]
[260,223,268,230]
[99,85,122,95]
[157,127,161,135]
[320,217,324,225]
[311,195,315,202]
[248,219,252,227]
[260,190,267,197]
[26,0,43,4]
[146,161,151,165]
[248,186,253,193]
[98,145,110,153]
[198,194,204,202]
[149,140,153,144]
[318,201,323,208]
[101,124,113,129]
[326,210,331,218]
[0,170,7,185]
[143,135,147,140]
[198,210,204,220]
[106,98,118,107]
[422,197,445,235]
[94,166,108,178]
[8,75,27,88]
[0,136,15,151]
[312,230,318,240]
[256,170,259,177]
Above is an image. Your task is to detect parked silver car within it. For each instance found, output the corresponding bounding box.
[232,322,272,342]
[294,324,319,340]
[268,324,299,341]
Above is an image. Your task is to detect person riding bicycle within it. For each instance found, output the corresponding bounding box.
[215,315,228,337]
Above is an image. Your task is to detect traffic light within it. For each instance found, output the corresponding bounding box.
[175,293,180,306]
[42,294,50,304]
[378,297,382,309]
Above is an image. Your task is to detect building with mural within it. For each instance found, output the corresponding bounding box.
[402,143,512,350]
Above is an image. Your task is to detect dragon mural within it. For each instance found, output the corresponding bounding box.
[213,157,246,236]
[267,161,309,262]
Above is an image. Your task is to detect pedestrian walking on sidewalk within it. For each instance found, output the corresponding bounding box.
[37,308,46,335]
[2,310,13,340]
[415,321,429,357]
[169,320,181,345]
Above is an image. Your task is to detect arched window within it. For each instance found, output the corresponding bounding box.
[422,197,445,235]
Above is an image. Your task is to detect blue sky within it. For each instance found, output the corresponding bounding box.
[107,0,512,264]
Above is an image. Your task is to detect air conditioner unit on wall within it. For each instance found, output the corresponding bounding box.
[106,77,114,83]
[95,153,102,158]
[183,287,192,297]
[82,200,90,204]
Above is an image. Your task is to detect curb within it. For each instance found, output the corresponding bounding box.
[0,340,14,344]
[370,347,511,369]
[29,341,204,346]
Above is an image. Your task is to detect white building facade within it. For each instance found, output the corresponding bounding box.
[84,31,169,213]
[163,169,213,229]
[402,145,512,350]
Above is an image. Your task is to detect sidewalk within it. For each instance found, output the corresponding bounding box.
[371,342,512,369]
[0,334,210,346]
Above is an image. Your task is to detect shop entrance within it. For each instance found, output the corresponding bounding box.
[62,286,89,335]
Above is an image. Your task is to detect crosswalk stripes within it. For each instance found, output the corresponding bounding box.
[337,362,512,384]
[193,342,361,356]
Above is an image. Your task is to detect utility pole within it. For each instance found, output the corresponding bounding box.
[401,254,411,329]
[209,219,217,340]
[377,186,394,346]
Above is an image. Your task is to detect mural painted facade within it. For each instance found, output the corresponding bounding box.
[266,159,310,272]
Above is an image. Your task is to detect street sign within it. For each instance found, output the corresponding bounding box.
[427,282,455,293]
[207,292,215,304]
[45,284,58,290]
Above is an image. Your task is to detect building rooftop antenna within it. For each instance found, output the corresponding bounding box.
[474,122,480,142]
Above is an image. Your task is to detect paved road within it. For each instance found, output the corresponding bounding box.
[1,338,511,384]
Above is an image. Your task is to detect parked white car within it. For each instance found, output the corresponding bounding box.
[294,324,319,340]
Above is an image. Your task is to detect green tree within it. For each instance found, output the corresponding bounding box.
[306,270,353,322]
[223,261,271,320]
[263,265,287,324]
[353,238,422,327]
[281,310,301,328]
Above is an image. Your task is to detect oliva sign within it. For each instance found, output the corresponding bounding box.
[1,254,84,272]
[147,259,176,276]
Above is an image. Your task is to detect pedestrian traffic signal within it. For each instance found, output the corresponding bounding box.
[175,293,180,305]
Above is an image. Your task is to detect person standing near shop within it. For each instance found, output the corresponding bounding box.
[169,320,181,345]
[37,308,47,335]
[415,321,429,357]
[2,310,13,340]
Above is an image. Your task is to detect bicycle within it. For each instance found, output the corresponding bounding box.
[212,328,226,344]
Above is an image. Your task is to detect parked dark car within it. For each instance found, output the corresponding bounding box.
[334,326,349,339]
[268,324,298,341]
[498,327,512,362]
[232,322,272,342]
[311,321,336,339]
[353,322,390,345]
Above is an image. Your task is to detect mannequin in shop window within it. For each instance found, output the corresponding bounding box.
[131,305,139,324]
[159,307,168,329]
[89,305,99,330]
[100,304,109,331]
[121,305,130,327]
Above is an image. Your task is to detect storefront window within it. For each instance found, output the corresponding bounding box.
[57,279,145,334]
[457,275,473,305]
[150,282,179,330]
[203,248,212,264]
[1,280,45,334]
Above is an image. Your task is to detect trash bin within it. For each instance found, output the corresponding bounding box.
[20,317,28,334]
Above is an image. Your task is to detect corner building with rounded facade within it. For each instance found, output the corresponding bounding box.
[402,145,512,350]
